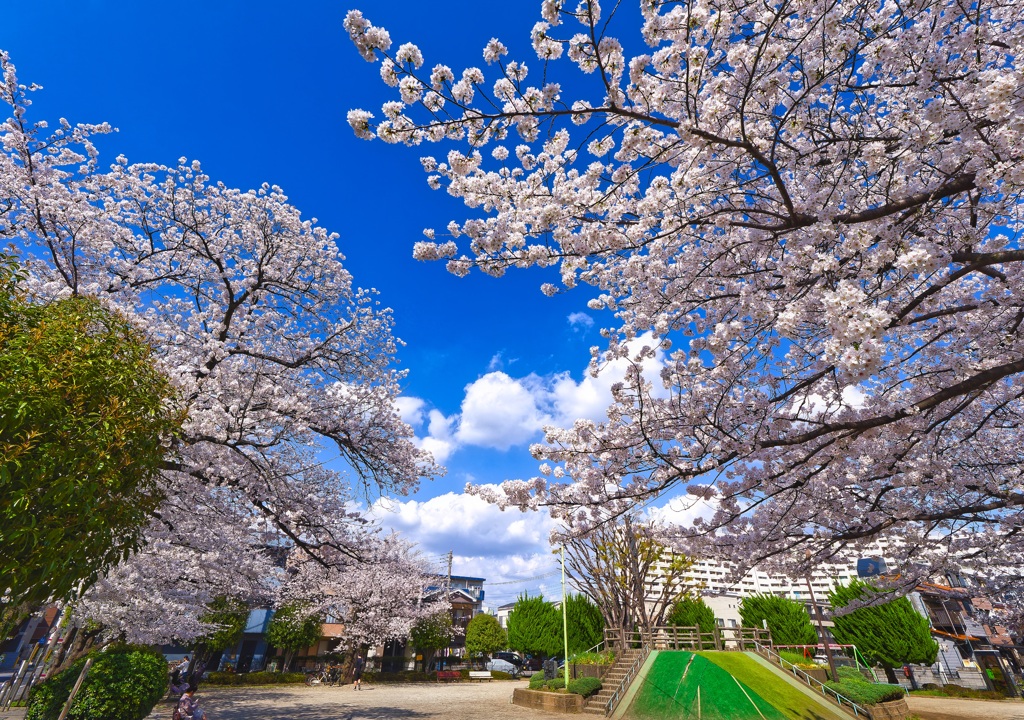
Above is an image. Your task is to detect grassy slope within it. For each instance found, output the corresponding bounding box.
[626,651,788,720]
[699,652,845,720]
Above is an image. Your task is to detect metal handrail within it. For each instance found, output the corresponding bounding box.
[603,642,652,717]
[752,642,871,719]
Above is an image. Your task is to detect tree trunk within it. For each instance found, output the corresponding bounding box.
[883,665,899,684]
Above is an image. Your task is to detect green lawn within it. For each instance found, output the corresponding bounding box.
[623,651,847,720]
[699,653,845,720]
[626,652,787,720]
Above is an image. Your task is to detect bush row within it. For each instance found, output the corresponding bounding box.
[528,671,602,697]
[915,683,1005,700]
[825,667,905,706]
[570,651,616,666]
[205,671,306,685]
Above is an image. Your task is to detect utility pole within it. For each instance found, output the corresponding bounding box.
[804,551,839,683]
[562,545,570,689]
[446,551,453,592]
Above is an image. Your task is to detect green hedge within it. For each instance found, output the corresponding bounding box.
[27,644,167,720]
[530,670,598,696]
[205,671,306,685]
[825,667,905,705]
[571,651,615,666]
[912,684,1005,700]
[568,676,603,697]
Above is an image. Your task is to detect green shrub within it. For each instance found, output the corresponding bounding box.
[779,649,824,668]
[27,644,167,720]
[825,669,905,706]
[571,651,616,666]
[568,676,603,697]
[491,671,514,680]
[529,671,546,689]
[205,671,306,685]
[909,684,1004,700]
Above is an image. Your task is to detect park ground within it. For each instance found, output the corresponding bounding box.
[1,680,1022,720]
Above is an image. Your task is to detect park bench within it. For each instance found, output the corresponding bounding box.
[468,671,493,682]
[436,670,461,683]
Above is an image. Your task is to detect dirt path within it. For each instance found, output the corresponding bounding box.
[907,694,1024,720]
[143,680,562,720]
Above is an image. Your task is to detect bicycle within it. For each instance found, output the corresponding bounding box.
[305,665,343,687]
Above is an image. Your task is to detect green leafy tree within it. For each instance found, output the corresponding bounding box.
[26,643,167,720]
[410,610,454,672]
[0,255,179,633]
[829,579,939,684]
[507,594,562,658]
[189,596,249,677]
[565,593,604,657]
[465,613,506,662]
[265,604,324,671]
[739,594,817,645]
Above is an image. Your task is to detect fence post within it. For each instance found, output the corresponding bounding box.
[56,657,93,720]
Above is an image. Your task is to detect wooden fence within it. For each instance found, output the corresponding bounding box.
[605,625,773,652]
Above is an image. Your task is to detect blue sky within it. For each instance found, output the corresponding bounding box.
[2,1,702,601]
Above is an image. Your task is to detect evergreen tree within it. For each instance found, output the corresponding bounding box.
[507,595,562,658]
[565,593,604,656]
[739,594,817,646]
[465,613,506,661]
[829,580,938,683]
[666,595,717,649]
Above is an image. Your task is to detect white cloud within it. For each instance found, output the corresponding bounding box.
[397,332,670,460]
[394,396,426,427]
[455,372,550,450]
[370,492,560,592]
[567,311,594,330]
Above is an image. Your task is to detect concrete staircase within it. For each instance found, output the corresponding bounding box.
[581,648,643,716]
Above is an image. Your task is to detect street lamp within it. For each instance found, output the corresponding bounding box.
[805,550,839,682]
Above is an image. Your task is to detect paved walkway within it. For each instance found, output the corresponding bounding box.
[907,694,1024,720]
[142,681,561,720]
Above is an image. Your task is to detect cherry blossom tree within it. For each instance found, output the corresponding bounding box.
[0,51,441,643]
[346,0,1024,589]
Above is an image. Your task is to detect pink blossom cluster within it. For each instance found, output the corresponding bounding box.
[0,52,441,642]
[348,0,1024,592]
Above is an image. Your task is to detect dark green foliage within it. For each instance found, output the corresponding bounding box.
[26,644,167,720]
[0,255,180,623]
[264,604,324,668]
[666,595,718,648]
[828,580,939,670]
[565,593,604,656]
[205,671,306,685]
[738,594,817,646]
[568,676,603,697]
[507,594,562,657]
[529,671,547,689]
[465,613,506,658]
[410,611,454,671]
[197,596,249,651]
[826,666,905,705]
[666,596,716,629]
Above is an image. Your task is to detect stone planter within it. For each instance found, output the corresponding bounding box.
[866,697,910,720]
[570,663,609,680]
[800,667,829,683]
[512,688,584,714]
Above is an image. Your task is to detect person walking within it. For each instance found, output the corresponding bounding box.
[352,655,364,691]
